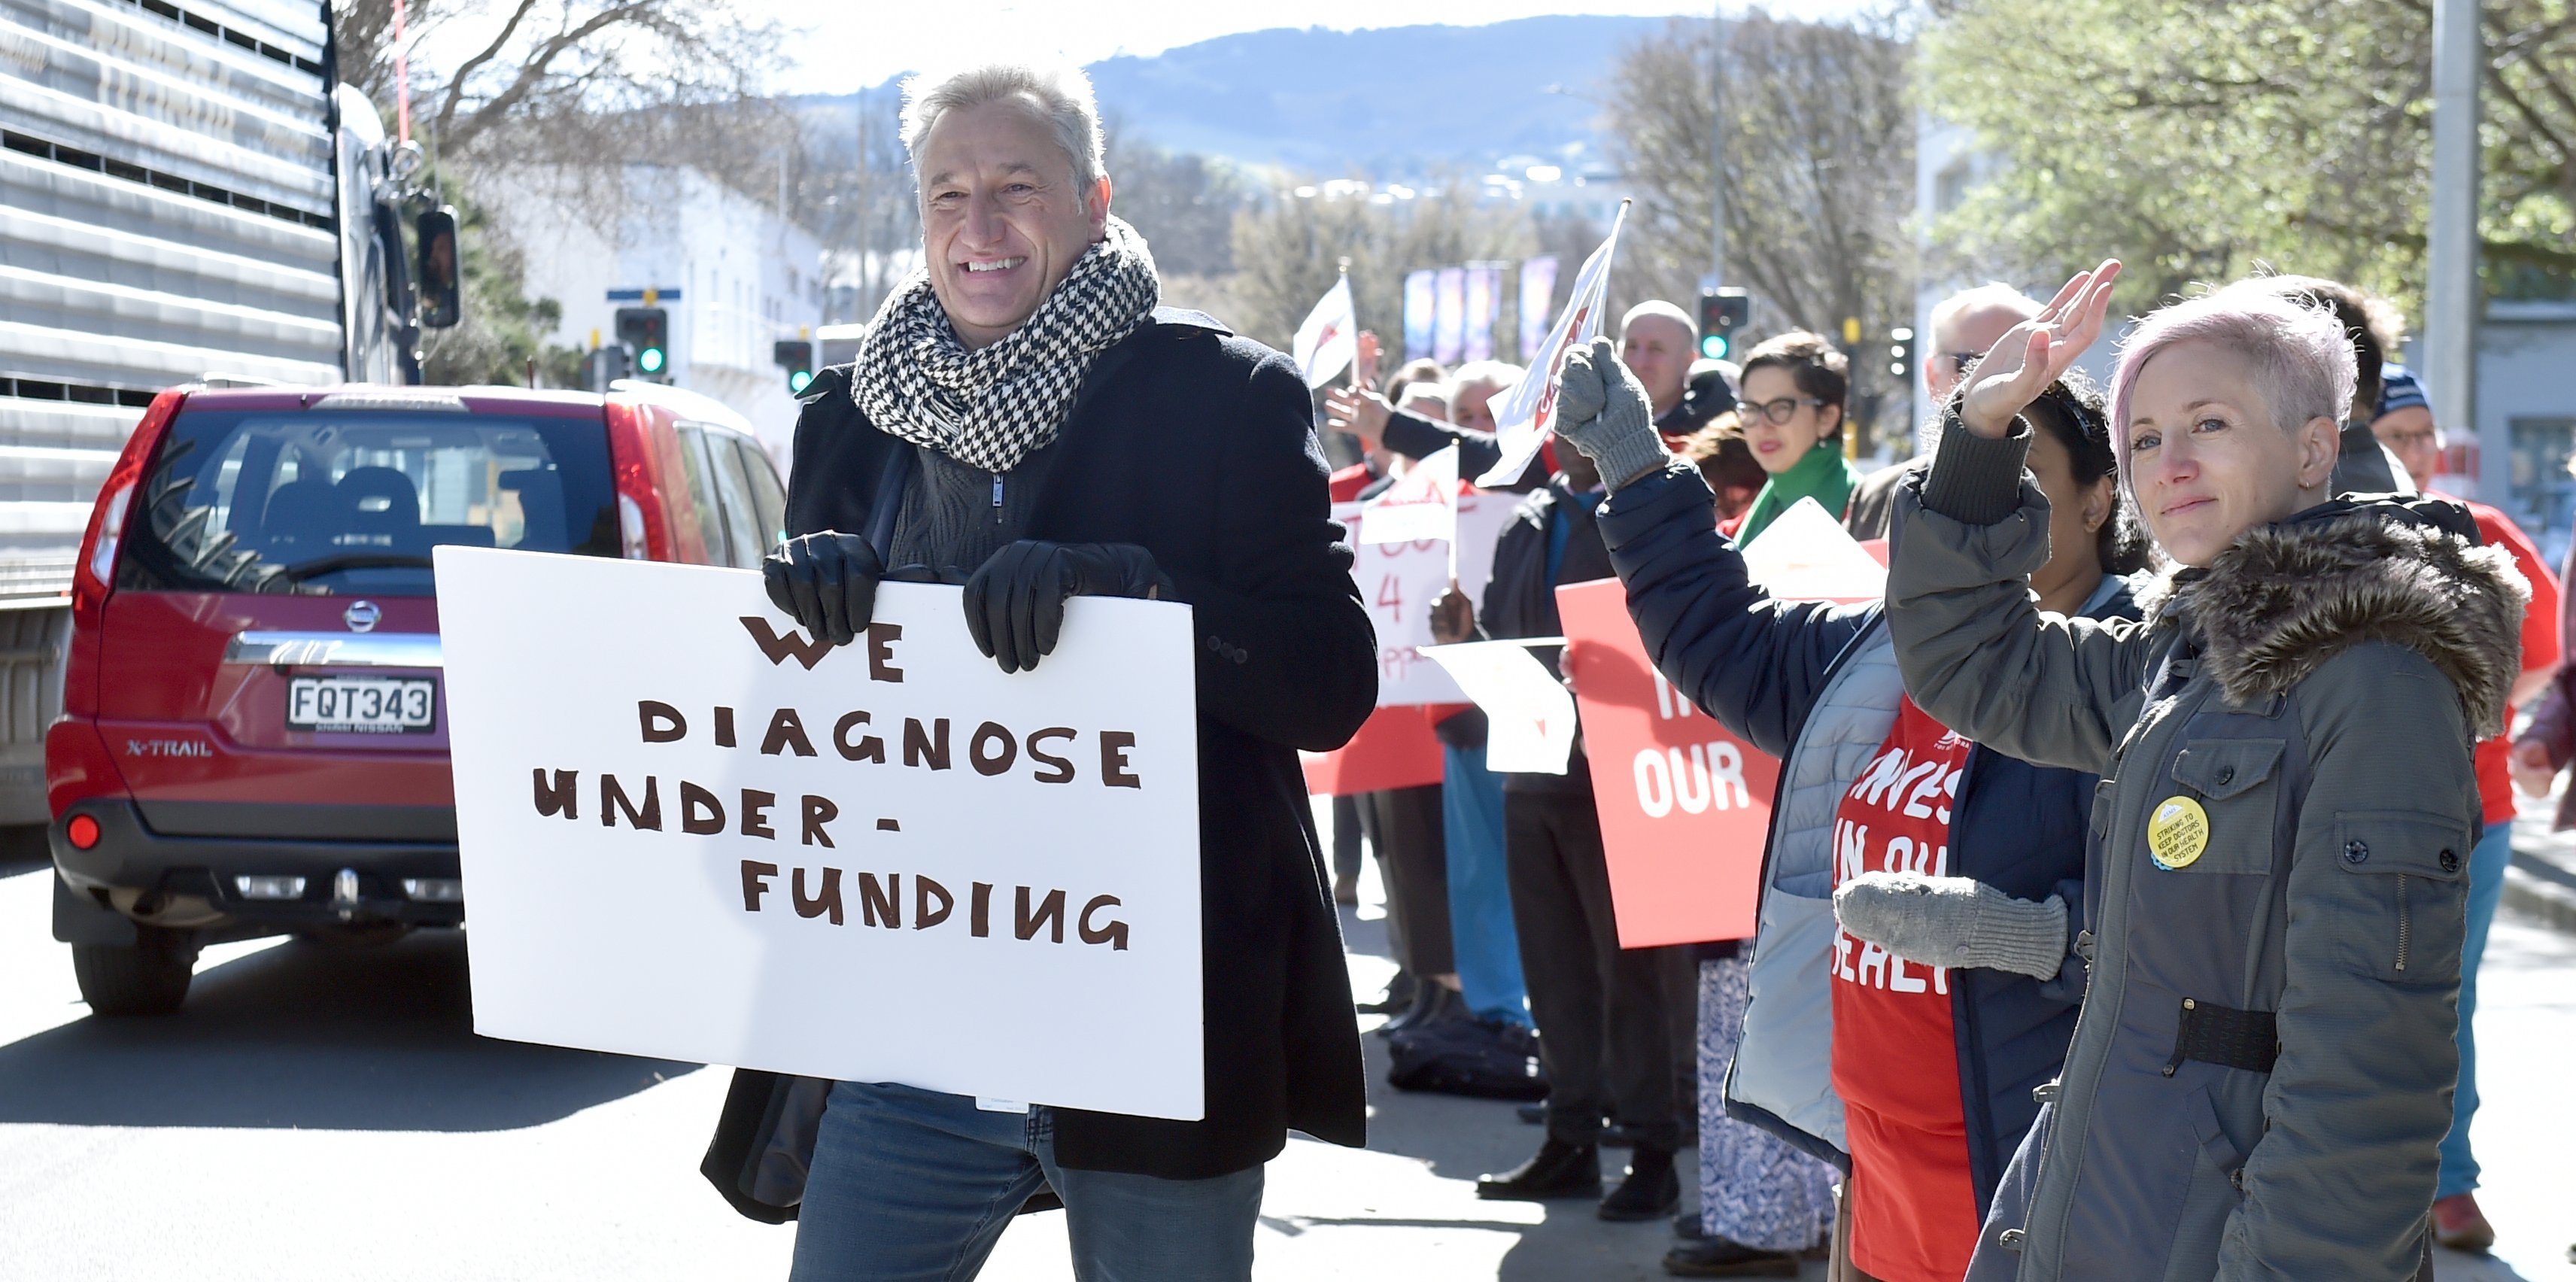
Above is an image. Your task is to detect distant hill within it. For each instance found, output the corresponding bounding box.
[800,14,1676,178]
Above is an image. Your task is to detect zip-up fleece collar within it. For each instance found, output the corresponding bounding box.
[2140,496,2528,737]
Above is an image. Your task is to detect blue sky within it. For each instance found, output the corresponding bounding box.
[754,1,1877,96]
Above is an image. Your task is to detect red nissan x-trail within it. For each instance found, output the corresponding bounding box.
[45,381,789,1015]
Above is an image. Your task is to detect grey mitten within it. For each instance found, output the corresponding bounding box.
[1833,871,2069,980]
[1553,335,1669,490]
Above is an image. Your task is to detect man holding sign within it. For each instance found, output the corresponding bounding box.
[755,61,1375,1280]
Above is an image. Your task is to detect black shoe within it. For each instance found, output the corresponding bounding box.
[1516,1101,1548,1125]
[1660,1237,1801,1277]
[1475,1139,1602,1201]
[1599,1146,1681,1221]
[1600,1121,1638,1149]
[1358,971,1418,1016]
[1673,1212,1705,1240]
[1381,980,1466,1036]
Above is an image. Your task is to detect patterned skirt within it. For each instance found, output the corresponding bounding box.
[1699,955,1839,1251]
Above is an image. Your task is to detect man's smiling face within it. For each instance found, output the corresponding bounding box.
[916,99,1110,349]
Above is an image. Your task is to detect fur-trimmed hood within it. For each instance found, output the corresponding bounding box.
[2143,498,2529,738]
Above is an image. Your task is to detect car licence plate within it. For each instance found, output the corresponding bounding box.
[287,676,437,734]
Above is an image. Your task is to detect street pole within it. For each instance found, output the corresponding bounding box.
[2427,0,2483,497]
[1709,4,1727,293]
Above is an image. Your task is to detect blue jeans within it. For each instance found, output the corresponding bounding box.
[1441,743,1529,1025]
[2436,819,2512,1199]
[789,1081,1265,1281]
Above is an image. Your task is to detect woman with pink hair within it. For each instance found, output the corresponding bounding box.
[1842,262,2527,1280]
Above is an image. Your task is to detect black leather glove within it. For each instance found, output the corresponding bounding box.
[761,533,883,646]
[962,541,1172,673]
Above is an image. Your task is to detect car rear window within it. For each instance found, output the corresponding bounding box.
[119,409,618,597]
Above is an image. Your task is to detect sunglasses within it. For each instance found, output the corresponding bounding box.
[1737,395,1830,426]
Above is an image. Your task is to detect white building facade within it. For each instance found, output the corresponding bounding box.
[492,166,825,470]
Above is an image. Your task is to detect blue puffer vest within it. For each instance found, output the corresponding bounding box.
[1595,463,2134,1209]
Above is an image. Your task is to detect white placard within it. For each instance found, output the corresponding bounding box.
[1339,491,1518,706]
[1420,640,1578,774]
[1739,497,1888,601]
[1356,445,1459,546]
[435,548,1205,1121]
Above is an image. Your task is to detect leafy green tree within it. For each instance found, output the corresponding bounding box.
[1923,0,2576,317]
[419,188,586,387]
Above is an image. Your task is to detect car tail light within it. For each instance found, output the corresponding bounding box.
[602,399,674,562]
[71,388,184,632]
[65,813,100,850]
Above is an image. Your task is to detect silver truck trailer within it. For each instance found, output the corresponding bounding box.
[1,0,434,822]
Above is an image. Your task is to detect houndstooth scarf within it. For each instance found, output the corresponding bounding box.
[849,216,1160,474]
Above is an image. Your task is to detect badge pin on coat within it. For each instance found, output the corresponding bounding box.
[2149,796,2209,870]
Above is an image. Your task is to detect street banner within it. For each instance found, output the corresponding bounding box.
[1464,265,1501,363]
[1333,494,1517,706]
[1433,266,1466,366]
[1403,269,1437,362]
[1422,641,1577,774]
[1478,201,1629,488]
[1301,704,1448,796]
[436,548,1207,1120]
[1517,256,1558,364]
[1556,578,1774,947]
[1356,445,1460,547]
[1292,275,1357,389]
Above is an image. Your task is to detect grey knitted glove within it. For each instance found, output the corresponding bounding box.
[1553,336,1669,490]
[1833,871,2069,980]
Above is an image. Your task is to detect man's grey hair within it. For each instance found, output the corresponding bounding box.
[900,62,1107,190]
[1447,360,1524,399]
[1621,299,1698,340]
[1929,282,2043,345]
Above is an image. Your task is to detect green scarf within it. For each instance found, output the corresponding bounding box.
[1735,443,1861,547]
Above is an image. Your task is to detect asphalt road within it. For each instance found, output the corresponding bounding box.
[1,834,2568,1281]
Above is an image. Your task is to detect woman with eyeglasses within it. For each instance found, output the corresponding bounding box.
[1730,332,1867,544]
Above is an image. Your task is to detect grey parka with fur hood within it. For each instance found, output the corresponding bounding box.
[1885,417,2526,1282]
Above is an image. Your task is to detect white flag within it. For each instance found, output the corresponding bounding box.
[1292,276,1358,389]
[1476,202,1629,488]
[1356,444,1460,545]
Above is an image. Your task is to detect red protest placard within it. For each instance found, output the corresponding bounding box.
[1554,579,1778,946]
[1301,704,1451,796]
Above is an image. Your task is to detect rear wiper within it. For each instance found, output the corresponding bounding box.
[275,552,436,582]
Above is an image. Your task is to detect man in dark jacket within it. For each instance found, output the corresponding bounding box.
[756,62,1375,1281]
[1426,442,1689,1222]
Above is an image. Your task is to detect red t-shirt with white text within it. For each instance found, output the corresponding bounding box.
[1830,697,1982,1282]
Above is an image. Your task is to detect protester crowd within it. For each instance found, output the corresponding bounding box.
[734,56,2561,1282]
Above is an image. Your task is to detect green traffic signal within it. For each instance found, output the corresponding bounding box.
[1700,333,1730,360]
[788,369,813,394]
[637,347,667,375]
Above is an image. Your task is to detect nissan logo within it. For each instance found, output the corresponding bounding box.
[344,600,381,633]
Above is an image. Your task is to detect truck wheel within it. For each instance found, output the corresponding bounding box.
[71,925,199,1016]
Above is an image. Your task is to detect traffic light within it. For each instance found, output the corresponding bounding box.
[773,339,814,395]
[582,345,632,392]
[1697,288,1749,360]
[615,307,670,380]
[1888,327,1916,384]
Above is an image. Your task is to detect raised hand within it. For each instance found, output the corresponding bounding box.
[1958,258,2122,439]
[1323,385,1393,451]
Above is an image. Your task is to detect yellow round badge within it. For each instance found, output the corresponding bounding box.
[2148,796,2210,870]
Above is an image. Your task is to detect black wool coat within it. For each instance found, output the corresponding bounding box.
[781,307,1377,1180]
